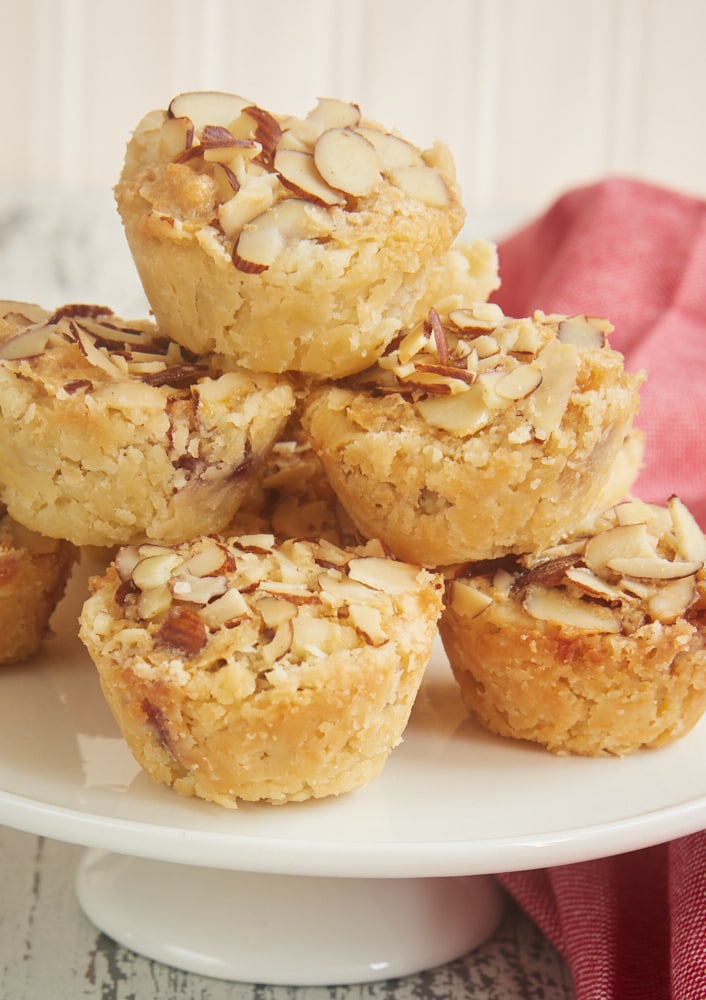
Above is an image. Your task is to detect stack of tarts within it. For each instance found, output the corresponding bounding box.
[1,89,704,811]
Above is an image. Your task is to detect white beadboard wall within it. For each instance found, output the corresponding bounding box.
[1,0,704,221]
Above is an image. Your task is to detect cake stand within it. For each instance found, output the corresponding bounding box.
[2,555,706,986]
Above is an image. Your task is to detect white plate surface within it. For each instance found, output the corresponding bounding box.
[2,556,706,878]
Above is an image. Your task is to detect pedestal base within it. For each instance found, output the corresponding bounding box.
[76,850,505,985]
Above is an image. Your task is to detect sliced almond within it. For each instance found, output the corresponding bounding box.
[613,499,654,526]
[415,384,491,434]
[557,316,607,350]
[0,325,52,360]
[199,587,251,627]
[668,495,706,563]
[564,566,628,602]
[523,585,620,633]
[132,552,184,591]
[606,556,702,580]
[171,574,228,605]
[448,303,503,332]
[218,175,277,241]
[274,148,346,206]
[584,522,657,575]
[495,363,542,400]
[159,115,194,159]
[307,97,361,130]
[233,197,332,272]
[313,127,382,197]
[261,620,293,664]
[180,541,228,578]
[167,91,252,133]
[348,604,389,646]
[450,580,493,619]
[528,339,579,439]
[254,595,297,630]
[347,557,420,594]
[137,584,173,621]
[647,576,696,623]
[388,164,449,207]
[317,571,381,604]
[354,126,423,170]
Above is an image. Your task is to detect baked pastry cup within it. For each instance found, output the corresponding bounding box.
[115,90,472,378]
[301,303,644,567]
[79,534,444,806]
[440,497,706,756]
[0,301,294,547]
[0,506,78,664]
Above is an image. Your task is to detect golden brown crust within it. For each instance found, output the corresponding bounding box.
[0,511,78,664]
[301,307,644,566]
[440,498,706,755]
[79,534,444,805]
[0,302,295,546]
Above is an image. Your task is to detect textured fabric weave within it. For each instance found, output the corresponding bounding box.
[493,178,706,1000]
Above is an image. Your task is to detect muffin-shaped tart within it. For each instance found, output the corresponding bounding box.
[301,303,644,566]
[0,506,78,664]
[440,497,706,756]
[79,534,444,806]
[0,301,294,547]
[115,90,474,377]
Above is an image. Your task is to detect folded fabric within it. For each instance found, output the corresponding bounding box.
[493,177,706,1000]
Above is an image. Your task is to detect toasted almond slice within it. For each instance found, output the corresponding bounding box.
[318,571,381,604]
[668,495,706,563]
[253,595,297,629]
[557,316,607,350]
[262,620,294,663]
[613,498,654,526]
[584,522,657,576]
[314,127,382,197]
[495,363,543,400]
[354,126,423,170]
[607,556,702,580]
[564,566,628,602]
[348,604,389,646]
[199,587,251,627]
[307,97,361,130]
[528,339,578,439]
[388,164,449,207]
[180,541,228,578]
[114,545,142,582]
[171,574,228,604]
[274,148,346,206]
[448,303,504,332]
[523,585,621,632]
[218,175,277,241]
[233,198,332,271]
[159,115,194,159]
[0,324,52,360]
[647,576,696,623]
[137,584,173,620]
[451,580,493,618]
[397,323,431,364]
[168,91,252,133]
[415,383,491,434]
[132,552,184,590]
[347,557,421,594]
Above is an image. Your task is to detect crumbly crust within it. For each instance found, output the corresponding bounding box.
[0,302,295,546]
[79,534,444,805]
[301,306,644,566]
[115,93,471,377]
[0,508,78,664]
[440,498,706,755]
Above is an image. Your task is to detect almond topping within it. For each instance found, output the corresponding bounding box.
[313,127,382,197]
[154,606,208,656]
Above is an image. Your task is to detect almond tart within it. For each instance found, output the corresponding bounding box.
[79,533,444,806]
[113,90,490,378]
[0,301,294,547]
[301,303,644,567]
[440,497,706,756]
[0,505,78,664]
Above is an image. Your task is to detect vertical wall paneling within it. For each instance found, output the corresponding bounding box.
[1,0,705,210]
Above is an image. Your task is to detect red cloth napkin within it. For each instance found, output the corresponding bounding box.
[492,177,706,1000]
